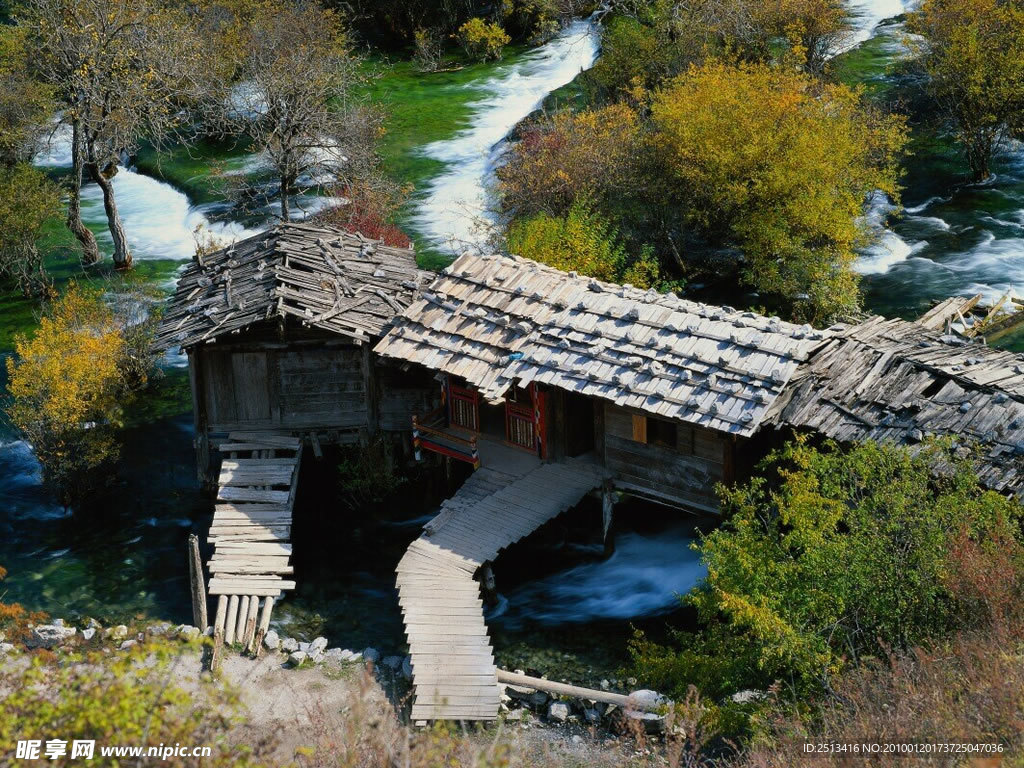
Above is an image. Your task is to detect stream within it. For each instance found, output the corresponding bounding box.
[2,1,1022,676]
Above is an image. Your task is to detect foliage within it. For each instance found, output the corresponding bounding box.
[412,27,445,72]
[630,438,1024,706]
[336,437,406,509]
[506,200,663,288]
[4,284,158,507]
[501,0,580,44]
[498,103,643,218]
[457,17,511,61]
[650,60,907,323]
[316,173,413,248]
[0,24,54,167]
[0,565,48,645]
[0,164,62,299]
[908,0,1024,181]
[0,637,261,767]
[22,0,205,268]
[591,0,850,96]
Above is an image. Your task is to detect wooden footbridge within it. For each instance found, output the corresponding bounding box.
[208,432,302,662]
[397,453,609,722]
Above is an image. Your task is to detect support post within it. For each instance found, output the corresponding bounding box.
[187,534,208,631]
[362,341,380,438]
[242,595,259,652]
[225,595,239,646]
[234,595,249,644]
[601,479,615,557]
[254,596,274,658]
[211,595,227,672]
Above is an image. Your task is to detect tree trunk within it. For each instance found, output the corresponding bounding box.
[966,132,994,183]
[89,161,132,269]
[67,121,101,266]
[279,174,291,221]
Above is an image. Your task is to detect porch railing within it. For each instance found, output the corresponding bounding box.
[412,406,480,469]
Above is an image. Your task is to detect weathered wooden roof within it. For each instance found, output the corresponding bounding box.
[771,315,1024,496]
[374,253,826,436]
[154,223,432,350]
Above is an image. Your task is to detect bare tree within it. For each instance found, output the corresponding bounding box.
[22,0,202,268]
[215,0,379,221]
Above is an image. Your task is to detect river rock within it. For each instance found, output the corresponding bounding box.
[323,648,345,662]
[599,679,610,691]
[27,624,77,649]
[288,651,308,667]
[53,618,65,627]
[86,618,102,630]
[625,690,668,733]
[547,701,570,723]
[298,641,311,653]
[382,655,402,671]
[583,707,601,725]
[730,689,767,704]
[310,637,328,654]
[362,647,380,664]
[149,622,172,636]
[105,625,129,641]
[281,637,299,653]
[81,628,96,642]
[505,684,548,710]
[177,625,200,640]
[119,639,137,651]
[401,655,413,681]
[263,630,280,651]
[0,642,16,655]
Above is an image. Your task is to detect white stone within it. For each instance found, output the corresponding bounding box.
[281,637,299,653]
[288,650,308,667]
[599,679,610,691]
[105,625,129,641]
[0,642,16,654]
[27,624,77,649]
[81,628,96,641]
[297,641,311,653]
[177,625,201,640]
[119,639,137,651]
[310,637,328,654]
[730,689,767,704]
[547,701,570,723]
[263,630,280,651]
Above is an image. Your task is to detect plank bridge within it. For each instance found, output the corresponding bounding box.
[396,455,608,722]
[208,432,302,662]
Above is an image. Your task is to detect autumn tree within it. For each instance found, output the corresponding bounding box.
[5,284,158,506]
[506,200,662,287]
[0,25,54,168]
[0,165,62,298]
[498,103,643,218]
[650,60,907,323]
[909,0,1024,181]
[22,0,203,268]
[212,0,378,221]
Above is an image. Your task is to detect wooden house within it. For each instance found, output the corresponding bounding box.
[154,223,438,482]
[772,313,1024,497]
[373,252,826,513]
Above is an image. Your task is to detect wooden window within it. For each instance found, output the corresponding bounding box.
[449,383,479,431]
[631,413,647,443]
[647,418,677,449]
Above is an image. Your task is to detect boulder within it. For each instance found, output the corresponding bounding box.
[625,690,669,733]
[177,625,200,641]
[382,655,402,671]
[119,639,137,651]
[287,650,308,667]
[27,624,77,649]
[362,647,380,664]
[310,637,328,654]
[149,622,172,636]
[105,625,129,641]
[323,648,345,662]
[263,630,280,651]
[297,641,311,653]
[280,637,299,653]
[81,628,96,642]
[505,684,549,710]
[547,701,570,723]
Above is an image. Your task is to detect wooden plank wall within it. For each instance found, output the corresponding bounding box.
[603,403,727,513]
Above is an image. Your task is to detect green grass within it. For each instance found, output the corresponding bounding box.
[134,138,255,206]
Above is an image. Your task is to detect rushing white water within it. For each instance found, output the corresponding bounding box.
[37,125,260,263]
[491,525,706,627]
[841,0,912,52]
[410,18,600,254]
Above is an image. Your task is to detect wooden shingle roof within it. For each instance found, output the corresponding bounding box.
[373,253,826,437]
[772,315,1024,496]
[154,223,433,350]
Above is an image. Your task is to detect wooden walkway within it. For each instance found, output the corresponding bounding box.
[396,455,608,722]
[208,432,302,661]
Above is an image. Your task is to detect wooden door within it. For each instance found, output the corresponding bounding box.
[448,383,480,431]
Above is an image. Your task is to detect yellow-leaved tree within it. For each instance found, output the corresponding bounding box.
[5,284,153,507]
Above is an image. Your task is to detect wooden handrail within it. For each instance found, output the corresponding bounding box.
[415,420,478,449]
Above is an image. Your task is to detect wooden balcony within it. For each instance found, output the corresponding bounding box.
[412,406,480,468]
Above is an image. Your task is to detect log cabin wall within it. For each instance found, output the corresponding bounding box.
[602,403,733,514]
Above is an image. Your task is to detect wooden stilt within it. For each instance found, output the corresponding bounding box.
[187,534,208,631]
[242,595,259,652]
[225,595,239,646]
[234,594,248,643]
[211,595,227,671]
[254,596,274,658]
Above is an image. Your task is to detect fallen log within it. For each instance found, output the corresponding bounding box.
[495,670,666,713]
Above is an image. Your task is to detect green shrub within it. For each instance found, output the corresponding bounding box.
[631,437,1024,706]
[457,18,511,61]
